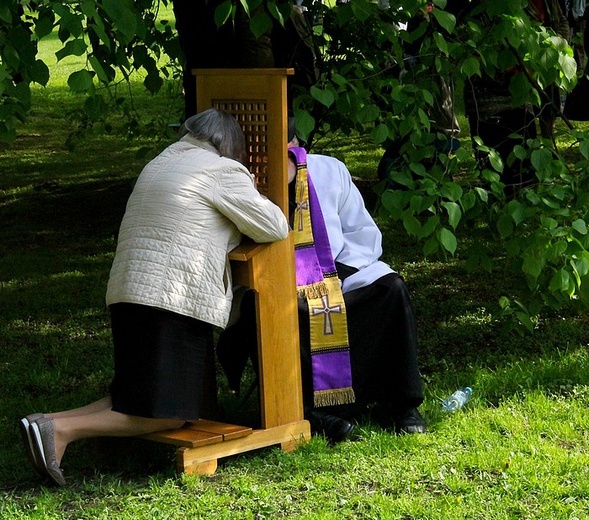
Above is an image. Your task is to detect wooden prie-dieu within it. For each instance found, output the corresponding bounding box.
[141,69,310,475]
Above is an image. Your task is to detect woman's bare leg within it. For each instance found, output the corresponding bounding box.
[47,400,185,465]
[44,396,112,419]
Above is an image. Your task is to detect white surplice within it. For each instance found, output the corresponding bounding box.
[306,153,394,293]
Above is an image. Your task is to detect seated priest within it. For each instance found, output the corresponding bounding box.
[217,124,426,443]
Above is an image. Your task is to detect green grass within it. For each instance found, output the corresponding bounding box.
[2,36,589,519]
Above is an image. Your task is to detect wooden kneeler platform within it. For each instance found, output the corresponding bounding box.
[141,69,311,475]
[143,419,309,475]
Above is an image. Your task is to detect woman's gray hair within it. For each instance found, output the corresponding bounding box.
[179,108,247,164]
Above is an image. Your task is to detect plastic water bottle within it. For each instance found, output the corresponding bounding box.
[442,387,473,412]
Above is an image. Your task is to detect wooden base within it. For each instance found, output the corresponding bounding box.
[142,419,311,475]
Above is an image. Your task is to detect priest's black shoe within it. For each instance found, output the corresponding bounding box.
[394,407,426,434]
[306,409,355,444]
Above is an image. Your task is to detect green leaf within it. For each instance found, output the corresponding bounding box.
[399,115,416,136]
[431,9,456,33]
[267,1,283,25]
[461,191,476,212]
[35,11,55,40]
[310,86,335,108]
[541,197,560,210]
[68,70,94,93]
[88,23,112,51]
[475,187,488,203]
[239,0,251,17]
[0,3,11,23]
[549,269,570,293]
[497,214,514,238]
[350,0,372,22]
[488,149,503,173]
[29,60,50,87]
[423,237,439,256]
[83,94,108,121]
[516,311,535,332]
[541,216,558,230]
[461,57,480,77]
[440,182,463,202]
[56,12,84,40]
[572,219,588,235]
[506,200,525,225]
[381,190,406,219]
[102,0,137,44]
[371,124,389,144]
[420,215,440,238]
[522,253,543,279]
[403,214,422,237]
[437,227,457,255]
[293,108,314,143]
[546,240,567,261]
[214,1,233,27]
[267,0,292,26]
[418,108,430,128]
[55,39,88,61]
[410,194,433,214]
[579,139,589,159]
[559,53,577,81]
[391,170,415,188]
[250,12,273,39]
[332,74,347,87]
[80,0,99,19]
[441,201,461,229]
[432,32,448,56]
[421,89,434,107]
[550,185,566,201]
[509,71,532,107]
[144,71,163,94]
[358,104,380,124]
[531,148,552,180]
[512,145,527,161]
[409,162,426,176]
[0,123,17,145]
[574,252,589,277]
[499,296,511,310]
[12,81,31,106]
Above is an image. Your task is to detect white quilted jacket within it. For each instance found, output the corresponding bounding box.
[105,136,289,328]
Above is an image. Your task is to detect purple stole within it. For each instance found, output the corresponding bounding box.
[289,147,355,407]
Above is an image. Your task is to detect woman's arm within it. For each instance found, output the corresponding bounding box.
[213,166,289,243]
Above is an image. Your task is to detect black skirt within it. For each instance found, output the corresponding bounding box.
[109,302,212,420]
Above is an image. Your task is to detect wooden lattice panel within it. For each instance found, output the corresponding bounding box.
[212,99,269,195]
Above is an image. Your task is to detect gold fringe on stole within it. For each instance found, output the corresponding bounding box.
[314,387,356,408]
[297,280,328,300]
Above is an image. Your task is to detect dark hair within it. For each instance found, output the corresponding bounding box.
[179,109,247,164]
[288,116,296,142]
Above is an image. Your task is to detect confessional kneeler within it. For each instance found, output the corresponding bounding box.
[142,69,310,475]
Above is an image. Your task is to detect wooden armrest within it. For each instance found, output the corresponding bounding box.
[228,239,269,262]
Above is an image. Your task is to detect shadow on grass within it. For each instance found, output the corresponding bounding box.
[0,177,134,254]
[2,137,589,491]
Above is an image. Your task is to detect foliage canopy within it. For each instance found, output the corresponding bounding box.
[2,0,589,329]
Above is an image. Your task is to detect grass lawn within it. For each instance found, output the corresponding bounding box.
[1,31,589,518]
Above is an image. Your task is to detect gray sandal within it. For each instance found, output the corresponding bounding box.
[19,413,45,476]
[29,417,66,486]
